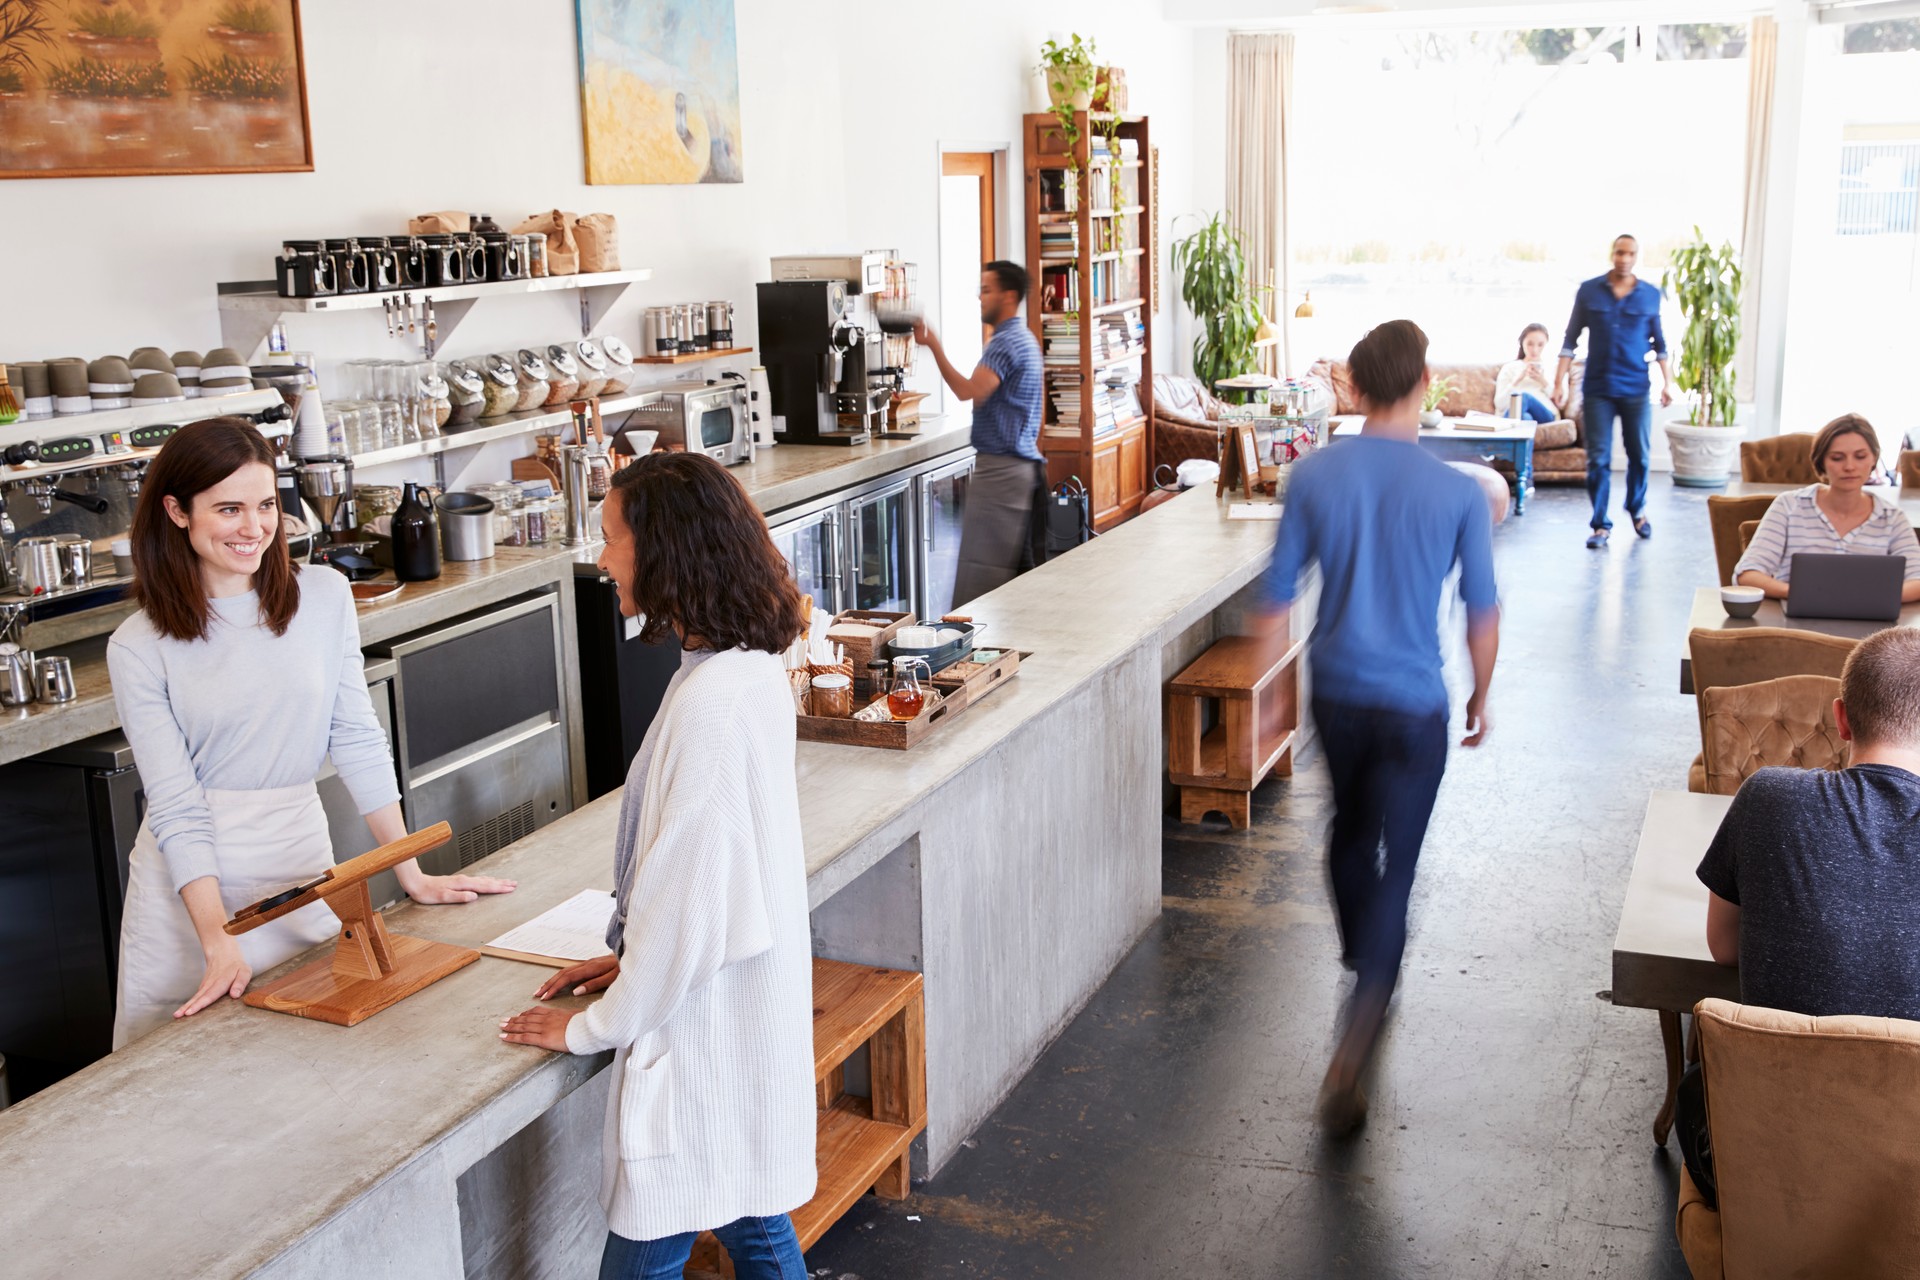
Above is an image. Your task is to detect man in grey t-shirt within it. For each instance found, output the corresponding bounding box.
[1696,627,1920,1019]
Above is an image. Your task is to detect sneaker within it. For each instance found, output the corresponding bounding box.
[1633,515,1653,540]
[1317,1074,1369,1136]
[1586,529,1610,550]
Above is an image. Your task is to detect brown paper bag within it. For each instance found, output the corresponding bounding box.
[513,210,579,276]
[575,213,621,273]
[408,210,469,235]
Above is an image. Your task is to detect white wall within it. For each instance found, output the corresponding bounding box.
[0,1,1195,488]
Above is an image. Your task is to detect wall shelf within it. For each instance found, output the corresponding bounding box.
[0,388,285,482]
[214,268,654,360]
[632,345,754,366]
[347,391,653,470]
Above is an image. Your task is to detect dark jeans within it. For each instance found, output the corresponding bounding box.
[599,1215,807,1280]
[1583,392,1652,531]
[1676,1062,1718,1208]
[1513,392,1557,425]
[1312,696,1450,999]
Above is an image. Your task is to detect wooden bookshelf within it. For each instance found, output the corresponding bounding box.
[1024,111,1155,533]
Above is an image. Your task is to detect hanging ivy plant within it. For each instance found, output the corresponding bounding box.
[1039,34,1097,178]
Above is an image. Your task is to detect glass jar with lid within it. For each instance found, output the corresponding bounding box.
[476,482,523,546]
[420,369,451,431]
[519,234,545,278]
[441,360,487,427]
[478,353,521,418]
[542,345,581,407]
[354,484,402,535]
[521,497,554,545]
[512,348,551,412]
[598,336,635,396]
[573,338,610,400]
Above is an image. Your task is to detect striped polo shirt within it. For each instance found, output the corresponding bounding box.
[1734,484,1920,584]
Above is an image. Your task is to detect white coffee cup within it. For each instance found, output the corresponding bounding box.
[111,538,133,579]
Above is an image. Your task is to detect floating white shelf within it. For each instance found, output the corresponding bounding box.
[347,392,653,470]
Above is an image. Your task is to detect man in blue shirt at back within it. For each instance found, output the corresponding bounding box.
[1255,318,1500,1135]
[1553,234,1676,549]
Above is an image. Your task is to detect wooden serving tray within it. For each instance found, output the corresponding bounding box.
[795,650,1028,751]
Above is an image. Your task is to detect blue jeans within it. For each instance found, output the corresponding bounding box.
[1583,392,1651,531]
[599,1215,807,1280]
[1511,392,1557,425]
[1312,696,1450,1000]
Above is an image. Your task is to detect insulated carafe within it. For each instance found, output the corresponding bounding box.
[392,481,442,581]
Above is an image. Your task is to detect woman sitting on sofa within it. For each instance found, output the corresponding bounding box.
[1495,324,1564,425]
[1736,413,1920,601]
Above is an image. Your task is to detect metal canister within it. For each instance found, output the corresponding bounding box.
[56,535,90,586]
[1509,391,1525,421]
[0,647,32,706]
[37,655,75,703]
[13,536,62,595]
[706,301,734,350]
[690,302,710,351]
[674,304,695,355]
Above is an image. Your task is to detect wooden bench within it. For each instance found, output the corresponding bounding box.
[1168,632,1303,830]
[688,958,926,1277]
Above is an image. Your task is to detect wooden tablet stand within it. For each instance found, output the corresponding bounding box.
[224,822,480,1027]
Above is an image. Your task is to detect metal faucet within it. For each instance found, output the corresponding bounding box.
[112,461,147,504]
[21,479,53,516]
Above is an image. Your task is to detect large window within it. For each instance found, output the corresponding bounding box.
[1287,25,1747,370]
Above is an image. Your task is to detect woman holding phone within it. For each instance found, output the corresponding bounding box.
[107,418,513,1048]
[499,452,816,1280]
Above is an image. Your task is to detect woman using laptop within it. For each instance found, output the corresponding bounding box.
[1735,413,1920,601]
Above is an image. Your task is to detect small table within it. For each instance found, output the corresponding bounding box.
[1678,585,1920,694]
[1610,790,1741,1144]
[1331,417,1537,514]
[1213,373,1280,406]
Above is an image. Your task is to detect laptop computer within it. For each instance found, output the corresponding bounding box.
[1784,553,1905,621]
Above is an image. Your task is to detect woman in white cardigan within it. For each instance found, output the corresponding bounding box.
[501,452,816,1279]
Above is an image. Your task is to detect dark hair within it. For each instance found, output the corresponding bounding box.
[1811,412,1881,480]
[1347,319,1429,407]
[1515,323,1549,360]
[129,417,298,642]
[609,452,806,653]
[984,259,1029,303]
[1614,233,1638,247]
[1841,628,1920,746]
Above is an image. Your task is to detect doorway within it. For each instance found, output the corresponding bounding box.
[938,150,1001,411]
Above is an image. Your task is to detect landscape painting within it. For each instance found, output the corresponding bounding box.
[575,0,743,185]
[0,0,312,179]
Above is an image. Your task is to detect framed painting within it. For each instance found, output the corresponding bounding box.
[0,0,312,179]
[575,0,743,185]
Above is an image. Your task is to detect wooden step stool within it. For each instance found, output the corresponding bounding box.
[687,959,926,1278]
[1168,632,1303,830]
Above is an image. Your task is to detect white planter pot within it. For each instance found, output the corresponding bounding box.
[1664,419,1746,488]
[1419,409,1443,428]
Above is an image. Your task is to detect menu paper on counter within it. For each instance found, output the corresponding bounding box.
[1227,503,1285,520]
[481,889,617,968]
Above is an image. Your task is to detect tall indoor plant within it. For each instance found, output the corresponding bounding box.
[1661,226,1745,487]
[1172,213,1262,391]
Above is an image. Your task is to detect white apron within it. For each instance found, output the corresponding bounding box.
[112,782,340,1050]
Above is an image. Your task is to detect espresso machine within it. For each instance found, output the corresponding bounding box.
[756,279,873,446]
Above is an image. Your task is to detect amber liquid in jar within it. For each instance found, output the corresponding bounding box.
[887,686,925,721]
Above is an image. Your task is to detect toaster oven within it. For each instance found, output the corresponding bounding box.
[626,375,752,466]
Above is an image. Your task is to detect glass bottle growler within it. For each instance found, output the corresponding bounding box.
[392,481,442,582]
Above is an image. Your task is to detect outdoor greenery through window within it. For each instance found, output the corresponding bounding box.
[1287,24,1747,372]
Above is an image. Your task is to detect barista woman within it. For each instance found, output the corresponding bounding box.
[500,453,817,1280]
[107,418,514,1048]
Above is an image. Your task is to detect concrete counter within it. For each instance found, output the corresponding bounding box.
[0,485,1281,1280]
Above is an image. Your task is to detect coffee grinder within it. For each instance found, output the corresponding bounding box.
[296,458,354,555]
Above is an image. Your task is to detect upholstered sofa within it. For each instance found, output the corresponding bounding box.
[1302,358,1591,484]
[1150,373,1232,475]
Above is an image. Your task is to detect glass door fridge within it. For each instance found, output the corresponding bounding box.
[916,454,974,620]
[845,475,917,615]
[768,501,844,615]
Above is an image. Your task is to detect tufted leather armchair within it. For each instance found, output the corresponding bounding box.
[1686,628,1857,792]
[1303,358,1588,483]
[1149,373,1232,474]
[1707,494,1776,586]
[1677,999,1920,1280]
[1698,674,1848,795]
[1739,433,1819,485]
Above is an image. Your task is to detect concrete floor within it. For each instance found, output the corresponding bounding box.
[807,478,1718,1278]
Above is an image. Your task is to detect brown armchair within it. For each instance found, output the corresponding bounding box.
[1899,450,1920,488]
[1738,432,1818,485]
[1149,373,1230,474]
[1707,494,1775,586]
[1302,357,1589,483]
[1685,628,1856,791]
[1676,999,1920,1279]
[1698,674,1847,795]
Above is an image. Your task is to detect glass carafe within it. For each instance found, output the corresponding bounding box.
[887,656,933,721]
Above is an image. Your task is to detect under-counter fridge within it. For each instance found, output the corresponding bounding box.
[846,474,917,615]
[917,454,974,620]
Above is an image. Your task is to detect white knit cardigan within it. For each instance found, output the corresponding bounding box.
[565,648,817,1241]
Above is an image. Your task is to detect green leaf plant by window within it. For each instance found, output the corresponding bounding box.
[1663,226,1742,427]
[1173,213,1263,389]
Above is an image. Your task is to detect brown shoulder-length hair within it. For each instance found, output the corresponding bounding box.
[129,417,299,642]
[609,452,806,653]
[1515,322,1549,360]
[1810,413,1881,481]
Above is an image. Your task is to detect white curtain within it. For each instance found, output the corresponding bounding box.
[1227,33,1294,378]
[1735,16,1777,398]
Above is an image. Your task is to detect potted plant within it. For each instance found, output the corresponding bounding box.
[1661,227,1745,487]
[206,2,285,58]
[1172,212,1263,390]
[1420,375,1455,427]
[1040,34,1097,110]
